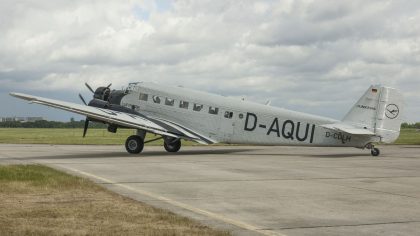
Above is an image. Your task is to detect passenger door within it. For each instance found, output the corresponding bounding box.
[220,110,235,142]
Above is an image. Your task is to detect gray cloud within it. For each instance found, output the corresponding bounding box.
[0,0,419,121]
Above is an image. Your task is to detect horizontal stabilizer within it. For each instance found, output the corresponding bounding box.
[321,123,375,135]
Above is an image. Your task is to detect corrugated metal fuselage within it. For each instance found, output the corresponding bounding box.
[121,82,375,148]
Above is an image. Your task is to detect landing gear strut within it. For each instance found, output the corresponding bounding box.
[164,137,181,153]
[366,143,380,157]
[125,135,144,154]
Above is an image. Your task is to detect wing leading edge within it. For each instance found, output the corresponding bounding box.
[10,92,216,144]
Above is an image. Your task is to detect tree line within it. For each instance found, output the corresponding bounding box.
[401,122,420,129]
[0,120,107,128]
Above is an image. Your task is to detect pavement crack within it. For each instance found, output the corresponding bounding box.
[314,179,420,199]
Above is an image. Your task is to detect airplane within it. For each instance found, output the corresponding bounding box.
[10,82,404,156]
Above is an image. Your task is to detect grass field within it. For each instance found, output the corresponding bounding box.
[393,128,420,145]
[0,164,230,236]
[0,128,419,145]
[0,128,197,145]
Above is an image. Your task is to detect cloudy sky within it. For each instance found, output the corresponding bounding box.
[1,0,419,122]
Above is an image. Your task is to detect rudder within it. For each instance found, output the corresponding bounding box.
[343,85,404,143]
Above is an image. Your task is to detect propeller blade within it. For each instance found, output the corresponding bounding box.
[79,94,87,105]
[83,119,89,137]
[85,83,94,93]
[106,83,112,88]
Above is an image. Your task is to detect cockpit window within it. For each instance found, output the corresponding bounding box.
[165,98,175,106]
[179,100,189,109]
[209,106,219,115]
[193,103,203,111]
[152,95,161,104]
[139,93,148,101]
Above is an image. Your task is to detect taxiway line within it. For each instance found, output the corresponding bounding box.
[54,164,287,236]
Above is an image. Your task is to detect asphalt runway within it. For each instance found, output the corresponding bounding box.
[1,144,420,236]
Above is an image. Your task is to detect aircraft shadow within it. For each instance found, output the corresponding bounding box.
[5,148,259,161]
[301,153,370,158]
[241,153,370,158]
[400,146,420,149]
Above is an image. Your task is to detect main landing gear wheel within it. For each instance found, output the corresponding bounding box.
[164,138,181,153]
[371,148,380,157]
[125,135,144,154]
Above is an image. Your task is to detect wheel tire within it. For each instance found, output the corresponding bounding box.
[164,139,181,153]
[371,148,380,157]
[125,135,144,154]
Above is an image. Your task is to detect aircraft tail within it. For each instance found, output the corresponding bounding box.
[342,85,404,143]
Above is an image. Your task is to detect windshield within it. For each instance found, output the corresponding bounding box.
[125,82,140,94]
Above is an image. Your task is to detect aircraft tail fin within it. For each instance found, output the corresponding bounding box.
[342,85,404,143]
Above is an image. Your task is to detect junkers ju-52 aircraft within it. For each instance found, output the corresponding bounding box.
[10,82,403,156]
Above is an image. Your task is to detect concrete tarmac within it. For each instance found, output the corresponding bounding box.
[1,144,420,236]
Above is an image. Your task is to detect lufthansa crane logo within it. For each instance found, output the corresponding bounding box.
[385,104,399,119]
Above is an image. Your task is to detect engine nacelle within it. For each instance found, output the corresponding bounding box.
[94,87,111,101]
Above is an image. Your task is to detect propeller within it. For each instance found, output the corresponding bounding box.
[85,82,94,93]
[79,94,87,105]
[83,118,89,138]
[81,82,112,137]
[79,90,90,137]
[78,93,89,137]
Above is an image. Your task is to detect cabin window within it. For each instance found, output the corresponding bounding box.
[193,104,203,111]
[209,106,219,115]
[179,100,189,109]
[139,93,148,101]
[152,95,161,104]
[165,98,175,106]
[224,111,233,119]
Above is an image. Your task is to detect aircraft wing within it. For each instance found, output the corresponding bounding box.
[10,92,216,144]
[321,123,375,135]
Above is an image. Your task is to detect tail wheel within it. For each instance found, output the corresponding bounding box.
[125,135,144,154]
[371,148,380,157]
[164,138,181,153]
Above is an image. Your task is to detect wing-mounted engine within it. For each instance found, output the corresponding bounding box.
[79,82,133,136]
[94,86,111,101]
[85,83,112,101]
[84,82,127,105]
